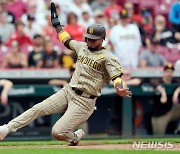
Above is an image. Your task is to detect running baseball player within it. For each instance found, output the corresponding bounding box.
[0,2,132,146]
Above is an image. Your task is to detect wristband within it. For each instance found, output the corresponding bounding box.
[58,31,70,42]
[113,77,123,88]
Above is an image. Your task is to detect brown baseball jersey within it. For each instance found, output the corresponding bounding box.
[6,40,123,144]
[69,40,123,96]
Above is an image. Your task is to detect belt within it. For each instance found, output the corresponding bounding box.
[71,87,96,99]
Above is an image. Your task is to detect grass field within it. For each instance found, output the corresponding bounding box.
[0,138,180,154]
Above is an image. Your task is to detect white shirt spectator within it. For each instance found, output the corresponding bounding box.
[0,12,15,43]
[110,23,142,68]
[68,0,93,20]
[79,11,95,29]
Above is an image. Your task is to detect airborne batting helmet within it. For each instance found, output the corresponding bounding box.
[84,24,106,40]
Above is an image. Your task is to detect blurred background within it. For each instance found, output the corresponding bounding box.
[0,0,180,140]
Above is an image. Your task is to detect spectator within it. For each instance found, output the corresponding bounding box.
[90,0,109,12]
[0,0,15,23]
[64,12,86,41]
[5,20,32,47]
[93,9,108,29]
[0,11,15,43]
[0,36,8,57]
[21,0,45,31]
[2,40,28,68]
[104,0,122,20]
[7,0,27,20]
[121,69,142,87]
[68,0,93,20]
[55,3,67,26]
[0,79,13,106]
[132,15,148,47]
[169,0,180,32]
[23,14,42,39]
[104,17,117,50]
[40,2,67,26]
[139,38,167,68]
[21,1,38,25]
[59,48,77,69]
[28,34,44,68]
[124,1,141,22]
[151,15,180,47]
[37,37,59,68]
[110,9,141,69]
[141,8,153,34]
[151,64,180,135]
[79,11,95,29]
[42,12,60,44]
[53,0,74,17]
[0,37,8,66]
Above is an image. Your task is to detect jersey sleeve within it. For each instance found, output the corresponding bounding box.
[69,40,85,55]
[105,53,123,80]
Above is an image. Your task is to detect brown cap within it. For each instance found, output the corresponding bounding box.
[120,9,128,18]
[164,63,174,71]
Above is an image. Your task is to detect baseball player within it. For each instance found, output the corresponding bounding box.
[0,2,132,146]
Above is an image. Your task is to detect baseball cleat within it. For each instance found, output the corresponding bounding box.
[68,129,85,146]
[0,124,9,140]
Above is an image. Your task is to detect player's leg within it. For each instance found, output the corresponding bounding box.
[51,98,95,145]
[169,104,180,132]
[170,104,180,120]
[151,112,171,135]
[0,87,68,140]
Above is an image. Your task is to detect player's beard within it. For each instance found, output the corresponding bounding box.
[88,45,100,51]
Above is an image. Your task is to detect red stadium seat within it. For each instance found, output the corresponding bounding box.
[165,48,180,64]
[157,45,169,55]
[126,0,141,4]
[140,0,160,8]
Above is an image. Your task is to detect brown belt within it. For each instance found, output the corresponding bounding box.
[71,87,96,99]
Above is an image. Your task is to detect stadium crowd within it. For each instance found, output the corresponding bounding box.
[0,0,180,70]
[0,0,180,135]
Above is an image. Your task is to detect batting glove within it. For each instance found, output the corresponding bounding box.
[51,2,61,27]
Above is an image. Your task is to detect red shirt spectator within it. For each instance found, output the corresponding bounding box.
[7,0,27,19]
[64,25,85,41]
[64,12,85,41]
[5,20,32,46]
[104,0,122,20]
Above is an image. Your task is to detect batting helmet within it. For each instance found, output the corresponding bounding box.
[84,24,106,40]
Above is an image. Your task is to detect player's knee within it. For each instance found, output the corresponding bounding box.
[51,128,68,141]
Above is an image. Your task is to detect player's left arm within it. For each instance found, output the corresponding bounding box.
[105,54,132,98]
[112,77,132,98]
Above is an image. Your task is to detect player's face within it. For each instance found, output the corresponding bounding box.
[163,69,173,80]
[85,38,103,51]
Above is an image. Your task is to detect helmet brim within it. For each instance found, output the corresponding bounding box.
[84,33,101,40]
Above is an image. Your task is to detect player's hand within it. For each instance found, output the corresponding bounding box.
[116,87,132,98]
[51,2,61,27]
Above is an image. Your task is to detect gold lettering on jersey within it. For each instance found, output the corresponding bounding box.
[78,56,101,71]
